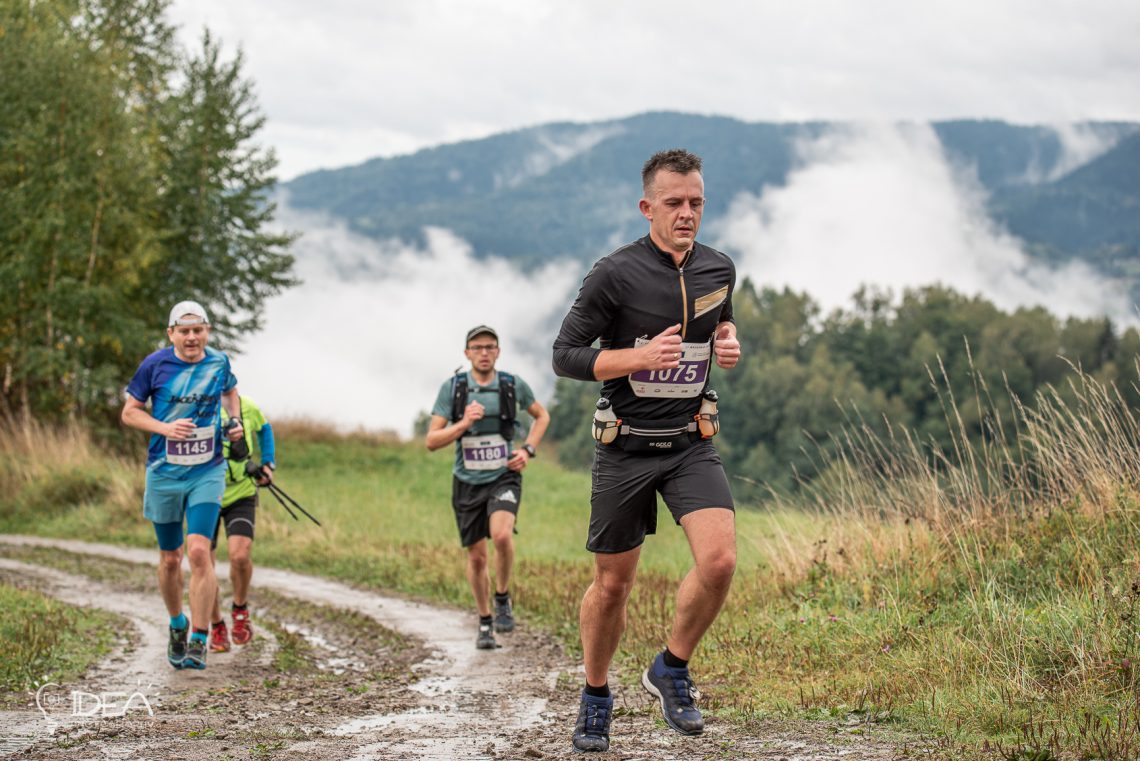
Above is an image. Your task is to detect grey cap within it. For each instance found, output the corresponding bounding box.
[465,325,499,345]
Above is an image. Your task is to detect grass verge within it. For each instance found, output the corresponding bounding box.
[0,580,120,698]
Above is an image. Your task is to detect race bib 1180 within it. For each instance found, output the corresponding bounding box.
[165,426,215,466]
[461,434,510,471]
[629,339,710,398]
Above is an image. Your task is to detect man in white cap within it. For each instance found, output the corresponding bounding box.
[121,300,244,670]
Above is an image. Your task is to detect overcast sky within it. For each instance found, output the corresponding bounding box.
[168,0,1140,181]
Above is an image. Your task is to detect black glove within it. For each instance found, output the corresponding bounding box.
[225,418,250,461]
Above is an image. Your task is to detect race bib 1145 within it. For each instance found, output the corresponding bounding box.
[165,426,215,466]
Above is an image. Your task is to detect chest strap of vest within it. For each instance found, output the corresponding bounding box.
[451,371,517,440]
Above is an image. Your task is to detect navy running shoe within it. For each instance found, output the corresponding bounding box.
[182,636,208,670]
[476,620,496,650]
[493,595,514,633]
[168,623,188,669]
[642,651,704,735]
[571,690,612,752]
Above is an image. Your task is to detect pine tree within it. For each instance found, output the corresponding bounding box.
[143,29,297,345]
[0,0,295,423]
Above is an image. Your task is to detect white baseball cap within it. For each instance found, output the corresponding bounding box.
[168,300,210,327]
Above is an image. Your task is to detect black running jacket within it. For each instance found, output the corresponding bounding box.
[552,235,736,422]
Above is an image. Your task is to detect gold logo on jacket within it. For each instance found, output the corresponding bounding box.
[693,286,728,319]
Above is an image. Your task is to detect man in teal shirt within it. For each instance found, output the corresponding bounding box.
[427,326,550,649]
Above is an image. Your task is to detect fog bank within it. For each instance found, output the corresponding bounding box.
[713,123,1134,324]
[231,206,580,436]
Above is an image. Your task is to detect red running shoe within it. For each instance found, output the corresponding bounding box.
[209,620,231,653]
[231,606,253,645]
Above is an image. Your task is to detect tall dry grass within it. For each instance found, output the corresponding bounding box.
[735,355,1140,755]
[270,417,402,446]
[0,418,141,524]
[761,356,1140,580]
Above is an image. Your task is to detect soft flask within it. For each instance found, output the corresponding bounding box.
[592,397,620,445]
[696,389,720,439]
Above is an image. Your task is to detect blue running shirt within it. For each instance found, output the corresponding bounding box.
[126,346,238,478]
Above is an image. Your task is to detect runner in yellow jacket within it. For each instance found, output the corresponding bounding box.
[208,395,275,651]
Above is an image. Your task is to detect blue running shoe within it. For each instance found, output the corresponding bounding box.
[182,636,208,670]
[168,623,188,669]
[572,690,612,752]
[642,651,704,735]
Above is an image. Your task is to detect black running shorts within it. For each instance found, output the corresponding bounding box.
[212,494,256,549]
[588,440,734,553]
[451,471,523,548]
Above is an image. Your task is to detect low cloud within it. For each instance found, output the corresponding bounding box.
[712,122,1134,323]
[1044,122,1129,181]
[232,204,581,436]
[1013,122,1132,184]
[494,125,624,190]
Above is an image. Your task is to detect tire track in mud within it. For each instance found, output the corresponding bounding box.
[0,535,915,760]
[0,536,566,760]
[0,557,279,757]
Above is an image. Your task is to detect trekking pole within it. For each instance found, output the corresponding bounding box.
[245,460,321,526]
[264,482,322,526]
[263,482,299,521]
[244,461,302,522]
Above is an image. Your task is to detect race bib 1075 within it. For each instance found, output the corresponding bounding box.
[628,339,710,398]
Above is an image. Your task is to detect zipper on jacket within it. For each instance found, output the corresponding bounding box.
[677,249,692,340]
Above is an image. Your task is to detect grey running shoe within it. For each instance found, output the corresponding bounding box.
[572,690,612,752]
[182,636,208,670]
[493,594,514,633]
[167,623,188,669]
[642,651,704,735]
[476,620,496,650]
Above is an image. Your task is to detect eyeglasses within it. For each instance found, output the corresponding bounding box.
[467,344,499,353]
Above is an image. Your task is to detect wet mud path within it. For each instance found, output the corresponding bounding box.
[0,535,912,760]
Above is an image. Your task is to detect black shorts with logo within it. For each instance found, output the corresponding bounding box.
[451,470,522,548]
[212,494,256,550]
[588,440,734,553]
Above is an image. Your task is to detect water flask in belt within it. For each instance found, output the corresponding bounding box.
[696,389,720,438]
[593,397,620,444]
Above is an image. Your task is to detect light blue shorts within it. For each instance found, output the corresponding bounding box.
[144,462,225,551]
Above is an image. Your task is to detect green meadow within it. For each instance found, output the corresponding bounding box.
[4,367,1140,759]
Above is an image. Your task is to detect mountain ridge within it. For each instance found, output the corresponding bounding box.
[281,112,1140,286]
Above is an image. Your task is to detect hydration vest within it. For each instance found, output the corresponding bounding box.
[450,371,517,440]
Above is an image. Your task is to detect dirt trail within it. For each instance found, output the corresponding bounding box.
[0,535,912,760]
[0,557,279,756]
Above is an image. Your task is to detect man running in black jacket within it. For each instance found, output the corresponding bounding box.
[552,149,741,752]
